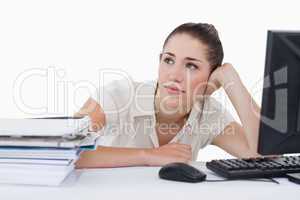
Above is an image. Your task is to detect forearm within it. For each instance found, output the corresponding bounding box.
[222,74,260,153]
[75,143,193,168]
[75,146,148,168]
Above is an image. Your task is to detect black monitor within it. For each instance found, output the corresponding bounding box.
[258,30,300,155]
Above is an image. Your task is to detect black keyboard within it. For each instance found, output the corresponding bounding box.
[206,155,300,179]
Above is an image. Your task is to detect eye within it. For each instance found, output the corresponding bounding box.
[186,63,199,70]
[163,57,175,65]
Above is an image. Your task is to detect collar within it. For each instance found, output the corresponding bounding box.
[129,79,206,147]
[186,99,204,126]
[129,79,205,126]
[171,100,203,141]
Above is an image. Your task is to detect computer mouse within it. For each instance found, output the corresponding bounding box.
[159,162,207,183]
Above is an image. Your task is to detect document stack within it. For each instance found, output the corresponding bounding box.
[0,116,98,186]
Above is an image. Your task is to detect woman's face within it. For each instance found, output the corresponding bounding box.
[157,33,211,114]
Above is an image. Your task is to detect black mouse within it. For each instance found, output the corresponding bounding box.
[159,162,207,183]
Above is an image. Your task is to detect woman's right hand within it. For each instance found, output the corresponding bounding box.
[143,143,192,166]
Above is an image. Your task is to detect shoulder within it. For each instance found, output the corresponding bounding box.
[193,96,235,149]
[91,79,156,116]
[188,96,235,132]
[103,79,155,93]
[102,79,156,102]
[202,96,233,117]
[204,96,223,110]
[199,96,235,133]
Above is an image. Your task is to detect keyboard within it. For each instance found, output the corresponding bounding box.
[206,155,300,179]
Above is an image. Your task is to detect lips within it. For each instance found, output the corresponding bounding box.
[164,85,185,94]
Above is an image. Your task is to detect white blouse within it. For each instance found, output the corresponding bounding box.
[91,79,235,160]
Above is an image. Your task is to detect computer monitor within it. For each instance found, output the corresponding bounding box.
[258,30,300,155]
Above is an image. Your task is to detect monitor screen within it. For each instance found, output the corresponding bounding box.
[258,31,300,155]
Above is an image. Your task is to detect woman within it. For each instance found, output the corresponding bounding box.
[75,23,261,168]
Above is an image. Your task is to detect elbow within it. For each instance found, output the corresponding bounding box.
[239,148,261,158]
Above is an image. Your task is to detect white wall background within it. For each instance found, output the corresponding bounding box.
[0,0,299,161]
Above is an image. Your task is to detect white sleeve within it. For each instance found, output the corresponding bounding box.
[90,85,119,124]
[90,84,120,146]
[90,79,135,146]
[201,97,235,146]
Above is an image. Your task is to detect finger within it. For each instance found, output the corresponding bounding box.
[173,143,192,150]
[175,155,192,163]
[171,148,192,158]
[163,157,188,165]
[170,142,191,148]
[174,149,192,158]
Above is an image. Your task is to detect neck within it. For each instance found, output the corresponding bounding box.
[155,109,188,125]
[154,95,190,125]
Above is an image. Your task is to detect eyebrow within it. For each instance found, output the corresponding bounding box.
[162,52,203,63]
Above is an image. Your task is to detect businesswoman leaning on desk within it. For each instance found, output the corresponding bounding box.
[75,22,261,168]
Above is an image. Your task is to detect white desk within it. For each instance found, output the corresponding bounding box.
[1,162,299,200]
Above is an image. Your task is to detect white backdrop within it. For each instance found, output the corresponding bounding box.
[0,0,299,161]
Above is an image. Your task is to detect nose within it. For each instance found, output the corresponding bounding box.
[169,64,184,83]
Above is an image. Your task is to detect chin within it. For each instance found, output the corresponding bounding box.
[160,98,181,113]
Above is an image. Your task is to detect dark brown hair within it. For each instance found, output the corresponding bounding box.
[163,22,224,71]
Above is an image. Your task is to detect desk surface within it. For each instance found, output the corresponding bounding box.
[1,162,299,200]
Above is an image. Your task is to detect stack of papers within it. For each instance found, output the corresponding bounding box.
[0,116,90,137]
[0,116,98,186]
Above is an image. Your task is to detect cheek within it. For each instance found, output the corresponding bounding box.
[158,64,172,83]
[185,73,209,96]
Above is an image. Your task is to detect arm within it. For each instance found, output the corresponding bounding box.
[76,143,192,168]
[74,98,192,168]
[75,146,147,168]
[212,122,260,158]
[73,97,106,132]
[208,63,261,157]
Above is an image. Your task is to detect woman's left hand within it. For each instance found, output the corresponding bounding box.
[205,63,240,95]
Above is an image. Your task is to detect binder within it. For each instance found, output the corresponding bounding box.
[0,116,90,137]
